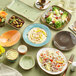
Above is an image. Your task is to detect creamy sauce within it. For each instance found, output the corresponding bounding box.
[6,49,18,60]
[28,27,47,44]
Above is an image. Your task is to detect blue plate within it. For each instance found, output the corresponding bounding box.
[23,23,51,47]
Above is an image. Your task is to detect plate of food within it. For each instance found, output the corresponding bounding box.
[41,5,71,30]
[37,48,68,75]
[53,31,76,51]
[23,23,51,47]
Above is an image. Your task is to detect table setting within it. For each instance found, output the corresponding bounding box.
[0,0,76,76]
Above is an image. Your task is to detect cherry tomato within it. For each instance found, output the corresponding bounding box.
[56,17,58,19]
[54,14,56,15]
[61,13,63,15]
[49,9,52,11]
[50,59,53,62]
[52,21,55,24]
[57,65,60,67]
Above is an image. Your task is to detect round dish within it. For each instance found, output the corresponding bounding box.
[18,45,27,55]
[0,30,21,47]
[37,48,68,75]
[35,0,51,10]
[19,55,35,70]
[23,23,51,47]
[53,31,76,51]
[6,49,19,62]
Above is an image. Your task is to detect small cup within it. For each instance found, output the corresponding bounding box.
[71,62,76,72]
[18,45,27,55]
[6,49,19,62]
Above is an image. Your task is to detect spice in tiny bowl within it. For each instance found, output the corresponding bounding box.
[18,45,27,55]
[8,15,24,29]
[6,49,19,62]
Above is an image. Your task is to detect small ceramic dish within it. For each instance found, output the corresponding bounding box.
[8,15,25,29]
[0,30,21,47]
[19,55,35,70]
[37,48,68,75]
[7,0,42,22]
[6,49,19,62]
[35,0,51,10]
[23,23,51,47]
[41,5,71,30]
[18,45,27,55]
[69,21,76,34]
[53,31,76,51]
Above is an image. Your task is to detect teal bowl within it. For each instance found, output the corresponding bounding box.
[23,23,51,47]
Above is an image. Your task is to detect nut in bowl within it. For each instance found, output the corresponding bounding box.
[37,48,68,75]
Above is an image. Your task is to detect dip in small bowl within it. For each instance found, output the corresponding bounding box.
[6,49,19,62]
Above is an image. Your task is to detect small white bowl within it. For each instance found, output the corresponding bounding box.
[18,45,27,55]
[37,48,68,75]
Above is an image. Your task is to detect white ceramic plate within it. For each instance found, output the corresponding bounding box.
[37,48,68,75]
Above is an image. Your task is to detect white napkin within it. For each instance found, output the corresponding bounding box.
[0,63,22,76]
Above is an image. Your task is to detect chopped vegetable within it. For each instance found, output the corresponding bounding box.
[52,7,60,16]
[61,12,68,22]
[39,49,66,72]
[45,6,68,29]
[55,21,62,28]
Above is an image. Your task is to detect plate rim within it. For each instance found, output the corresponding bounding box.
[37,48,68,75]
[53,31,76,51]
[23,23,51,47]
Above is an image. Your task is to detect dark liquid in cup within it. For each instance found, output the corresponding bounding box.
[40,0,46,4]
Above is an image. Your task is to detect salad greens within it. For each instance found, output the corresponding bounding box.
[45,6,68,29]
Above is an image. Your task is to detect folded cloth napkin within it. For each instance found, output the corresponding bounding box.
[0,63,22,76]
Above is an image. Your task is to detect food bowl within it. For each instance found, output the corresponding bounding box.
[8,15,25,29]
[23,23,51,47]
[41,5,71,30]
[0,30,21,47]
[18,45,27,55]
[19,55,35,70]
[37,48,68,75]
[53,31,76,51]
[6,49,19,62]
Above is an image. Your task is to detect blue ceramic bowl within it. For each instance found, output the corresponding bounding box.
[23,23,51,47]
